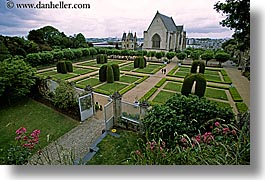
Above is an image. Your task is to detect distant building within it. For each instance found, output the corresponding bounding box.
[143,11,186,52]
[186,38,229,50]
[121,32,138,50]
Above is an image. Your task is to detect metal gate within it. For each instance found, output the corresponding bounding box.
[78,93,94,121]
[104,99,114,130]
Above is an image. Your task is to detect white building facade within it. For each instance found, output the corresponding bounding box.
[143,11,186,52]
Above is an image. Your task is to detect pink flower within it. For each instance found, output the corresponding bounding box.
[135,150,141,155]
[231,129,237,135]
[15,135,21,140]
[181,137,187,143]
[195,134,201,143]
[16,127,26,135]
[223,127,230,134]
[202,132,214,143]
[30,129,41,138]
[214,122,220,127]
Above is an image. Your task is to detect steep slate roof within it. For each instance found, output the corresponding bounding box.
[147,11,183,33]
[158,12,178,32]
[122,33,126,41]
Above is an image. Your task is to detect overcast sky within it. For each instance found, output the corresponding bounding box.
[0,0,234,38]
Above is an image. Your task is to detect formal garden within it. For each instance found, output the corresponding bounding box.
[0,7,250,164]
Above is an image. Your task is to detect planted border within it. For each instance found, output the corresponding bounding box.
[140,87,158,101]
[236,102,248,114]
[229,87,243,102]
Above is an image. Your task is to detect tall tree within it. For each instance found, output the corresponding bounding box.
[214,0,250,52]
[0,58,36,104]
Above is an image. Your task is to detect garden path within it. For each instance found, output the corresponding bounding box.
[223,63,250,107]
[28,116,105,165]
[122,61,178,103]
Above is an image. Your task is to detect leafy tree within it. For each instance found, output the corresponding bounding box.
[73,33,88,48]
[39,52,53,65]
[214,0,250,51]
[190,51,200,60]
[0,58,36,103]
[89,47,97,58]
[53,81,78,109]
[0,40,11,61]
[215,52,231,67]
[166,52,176,61]
[201,50,214,65]
[176,52,187,61]
[155,52,163,60]
[26,53,41,67]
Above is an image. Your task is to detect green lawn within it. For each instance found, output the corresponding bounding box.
[163,82,182,92]
[211,100,232,109]
[77,77,102,87]
[0,98,79,163]
[87,129,140,165]
[205,88,228,100]
[51,73,79,80]
[95,82,128,95]
[119,75,140,84]
[38,70,57,77]
[120,63,135,71]
[73,67,95,75]
[134,63,164,74]
[79,60,124,68]
[152,90,175,104]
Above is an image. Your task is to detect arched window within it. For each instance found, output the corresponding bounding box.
[152,34,161,49]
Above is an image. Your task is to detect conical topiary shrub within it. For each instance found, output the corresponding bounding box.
[99,65,107,82]
[111,64,120,81]
[106,65,114,83]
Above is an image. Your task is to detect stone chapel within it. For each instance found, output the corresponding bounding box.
[142,11,186,51]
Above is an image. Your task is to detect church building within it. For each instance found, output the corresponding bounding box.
[143,11,186,51]
[121,32,138,50]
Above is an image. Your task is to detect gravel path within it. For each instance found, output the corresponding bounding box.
[223,63,250,107]
[28,116,105,165]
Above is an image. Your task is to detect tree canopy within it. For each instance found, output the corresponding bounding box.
[214,0,250,51]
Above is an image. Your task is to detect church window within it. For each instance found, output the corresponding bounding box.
[152,34,161,49]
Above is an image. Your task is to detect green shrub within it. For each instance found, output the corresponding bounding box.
[134,57,140,68]
[139,57,146,69]
[134,56,146,69]
[176,52,186,60]
[99,65,107,82]
[65,61,73,72]
[140,87,157,101]
[56,61,67,74]
[63,49,74,60]
[191,60,205,74]
[229,87,243,102]
[236,102,248,114]
[53,81,78,110]
[96,54,108,64]
[111,64,120,81]
[142,94,235,145]
[181,73,207,98]
[106,65,114,83]
[155,78,167,88]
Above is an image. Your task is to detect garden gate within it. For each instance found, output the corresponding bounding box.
[104,99,114,130]
[78,93,94,121]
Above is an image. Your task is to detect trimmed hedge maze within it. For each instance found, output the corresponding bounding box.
[75,73,149,96]
[140,77,243,113]
[167,65,231,84]
[38,67,96,80]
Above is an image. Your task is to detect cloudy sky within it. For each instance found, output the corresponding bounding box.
[0,0,234,38]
